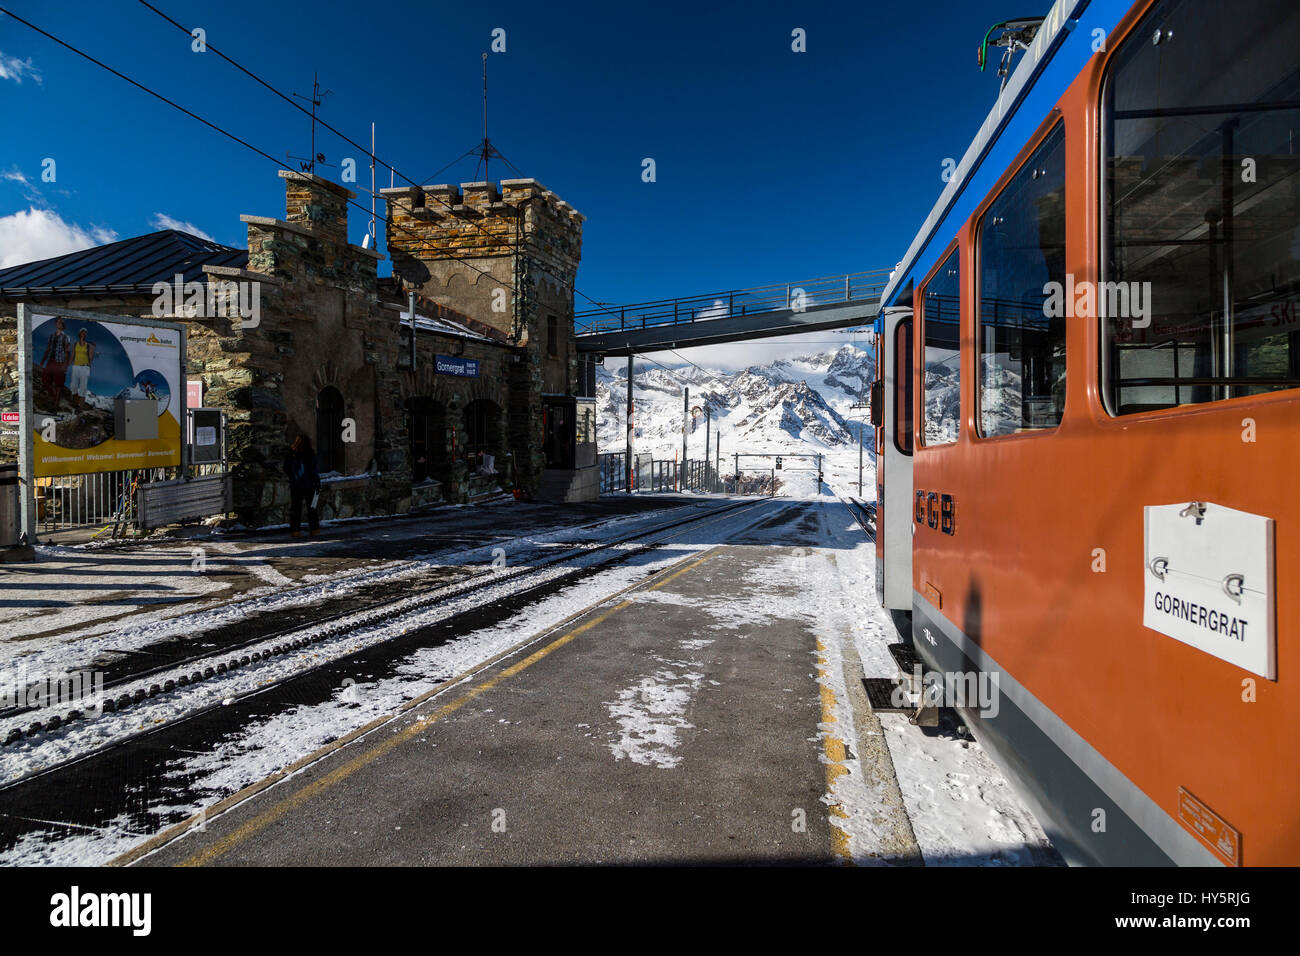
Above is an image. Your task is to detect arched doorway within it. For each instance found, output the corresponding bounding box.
[315,385,346,474]
[406,396,447,484]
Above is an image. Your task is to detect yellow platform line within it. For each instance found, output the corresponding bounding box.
[176,548,720,867]
[816,637,853,863]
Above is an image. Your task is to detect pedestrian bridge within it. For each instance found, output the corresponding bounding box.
[574,269,889,356]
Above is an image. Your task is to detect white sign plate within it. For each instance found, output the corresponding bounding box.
[1144,502,1275,679]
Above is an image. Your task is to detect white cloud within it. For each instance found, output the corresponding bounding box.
[1,167,41,203]
[150,213,214,242]
[0,51,42,85]
[0,207,117,269]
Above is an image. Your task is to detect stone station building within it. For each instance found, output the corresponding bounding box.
[0,169,598,529]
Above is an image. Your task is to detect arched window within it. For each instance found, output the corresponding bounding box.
[316,386,346,474]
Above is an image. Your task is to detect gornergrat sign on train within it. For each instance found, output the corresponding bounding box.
[17,305,187,479]
[1143,502,1276,680]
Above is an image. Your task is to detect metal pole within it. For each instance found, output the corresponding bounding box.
[704,410,710,494]
[625,355,634,493]
[408,290,417,370]
[681,387,688,490]
[16,304,38,544]
[858,422,863,496]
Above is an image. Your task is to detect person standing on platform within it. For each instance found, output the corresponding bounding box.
[283,434,321,537]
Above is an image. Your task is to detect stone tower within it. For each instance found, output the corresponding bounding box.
[381,179,585,490]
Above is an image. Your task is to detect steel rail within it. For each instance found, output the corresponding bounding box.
[0,498,763,750]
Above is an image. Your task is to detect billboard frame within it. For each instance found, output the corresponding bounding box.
[17,304,188,544]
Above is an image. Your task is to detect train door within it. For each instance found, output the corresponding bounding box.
[875,306,914,613]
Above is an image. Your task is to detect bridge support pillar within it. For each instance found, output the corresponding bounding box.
[625,355,634,493]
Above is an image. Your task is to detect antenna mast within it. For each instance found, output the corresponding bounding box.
[417,55,522,185]
[472,51,515,181]
[367,122,377,248]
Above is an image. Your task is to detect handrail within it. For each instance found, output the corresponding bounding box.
[576,268,892,335]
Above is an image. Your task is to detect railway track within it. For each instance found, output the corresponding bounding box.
[839,494,877,541]
[0,501,701,731]
[0,495,774,862]
[0,497,765,785]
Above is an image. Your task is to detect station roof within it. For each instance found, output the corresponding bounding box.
[0,229,248,299]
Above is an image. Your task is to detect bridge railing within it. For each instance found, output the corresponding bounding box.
[575,268,893,336]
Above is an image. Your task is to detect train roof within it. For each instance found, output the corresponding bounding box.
[878,0,1134,312]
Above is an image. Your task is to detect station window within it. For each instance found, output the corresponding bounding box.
[922,249,961,445]
[464,399,502,457]
[978,123,1067,436]
[547,315,559,357]
[894,318,914,454]
[1103,0,1300,414]
[407,397,446,484]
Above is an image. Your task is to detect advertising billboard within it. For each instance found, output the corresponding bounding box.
[20,307,185,478]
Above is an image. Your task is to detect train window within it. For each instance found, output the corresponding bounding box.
[922,249,961,444]
[978,124,1067,436]
[894,318,914,454]
[1102,0,1300,414]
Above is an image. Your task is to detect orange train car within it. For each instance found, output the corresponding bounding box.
[871,0,1298,865]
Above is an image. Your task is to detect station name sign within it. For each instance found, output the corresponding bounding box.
[435,355,479,378]
[1143,501,1275,679]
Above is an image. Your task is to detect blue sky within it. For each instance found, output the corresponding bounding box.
[2,0,1042,366]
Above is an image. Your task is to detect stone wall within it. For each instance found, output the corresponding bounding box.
[0,169,582,528]
[380,178,583,386]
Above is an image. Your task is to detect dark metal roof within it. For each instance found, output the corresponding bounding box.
[0,229,248,299]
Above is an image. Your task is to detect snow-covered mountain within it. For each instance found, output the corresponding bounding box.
[595,342,878,495]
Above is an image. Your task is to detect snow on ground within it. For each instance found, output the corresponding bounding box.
[731,497,1056,866]
[819,505,1057,866]
[878,716,1054,866]
[0,505,762,865]
[1,493,1057,867]
[0,502,686,686]
[604,655,709,769]
[0,504,742,786]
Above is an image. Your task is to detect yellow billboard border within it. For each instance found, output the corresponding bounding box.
[16,304,187,543]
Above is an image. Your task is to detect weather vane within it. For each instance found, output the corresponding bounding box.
[287,71,334,173]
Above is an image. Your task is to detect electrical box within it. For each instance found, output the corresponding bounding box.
[114,398,158,441]
[188,407,225,465]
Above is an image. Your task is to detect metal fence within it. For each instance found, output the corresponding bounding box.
[29,408,233,536]
[137,475,232,530]
[638,459,677,493]
[599,453,723,494]
[36,468,173,534]
[598,453,627,493]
